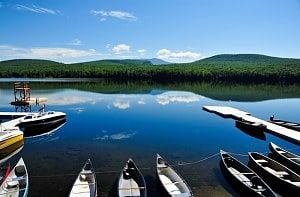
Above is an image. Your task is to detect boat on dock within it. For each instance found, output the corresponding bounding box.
[220,150,276,196]
[269,142,300,174]
[0,157,29,197]
[269,116,300,131]
[156,154,193,197]
[69,159,97,197]
[0,126,23,150]
[235,120,266,141]
[248,152,300,195]
[118,158,146,197]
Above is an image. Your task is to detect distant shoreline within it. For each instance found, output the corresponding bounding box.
[1,54,299,84]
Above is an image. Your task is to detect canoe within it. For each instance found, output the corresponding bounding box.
[118,158,146,197]
[156,154,193,197]
[69,159,97,197]
[249,152,300,195]
[235,119,266,132]
[269,116,300,131]
[235,120,266,141]
[269,142,300,174]
[0,157,29,197]
[219,150,276,196]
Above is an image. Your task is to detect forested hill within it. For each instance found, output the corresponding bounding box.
[0,54,300,83]
[194,54,300,66]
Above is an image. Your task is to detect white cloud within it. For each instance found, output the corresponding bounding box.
[0,45,99,62]
[113,99,130,109]
[94,131,137,140]
[15,4,58,15]
[112,44,131,54]
[157,49,202,60]
[156,92,201,105]
[91,10,137,21]
[70,39,83,46]
[138,49,146,55]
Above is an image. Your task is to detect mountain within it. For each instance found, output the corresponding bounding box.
[0,59,64,66]
[195,54,300,65]
[145,58,170,65]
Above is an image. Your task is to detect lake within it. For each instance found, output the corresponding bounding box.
[0,79,300,196]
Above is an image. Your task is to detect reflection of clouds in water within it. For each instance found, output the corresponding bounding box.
[113,99,130,109]
[138,98,146,105]
[94,130,137,140]
[69,107,84,114]
[156,92,201,105]
[46,96,97,105]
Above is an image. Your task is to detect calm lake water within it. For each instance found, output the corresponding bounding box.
[0,79,300,197]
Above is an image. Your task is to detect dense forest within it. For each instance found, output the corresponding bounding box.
[0,54,300,83]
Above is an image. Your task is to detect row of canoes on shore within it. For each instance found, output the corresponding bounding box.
[220,142,300,196]
[0,154,194,197]
[69,154,194,197]
[1,141,299,196]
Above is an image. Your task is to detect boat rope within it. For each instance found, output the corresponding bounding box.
[30,168,152,178]
[172,152,220,166]
[28,150,271,178]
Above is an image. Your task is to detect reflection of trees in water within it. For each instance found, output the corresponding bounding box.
[1,80,300,101]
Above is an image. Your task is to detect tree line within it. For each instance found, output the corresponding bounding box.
[0,58,299,84]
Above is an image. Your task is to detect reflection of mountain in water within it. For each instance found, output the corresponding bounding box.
[21,118,66,138]
[0,140,24,165]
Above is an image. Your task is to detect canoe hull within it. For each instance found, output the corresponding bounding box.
[118,158,146,197]
[269,142,300,175]
[156,154,193,197]
[220,150,276,197]
[249,152,300,195]
[69,159,97,197]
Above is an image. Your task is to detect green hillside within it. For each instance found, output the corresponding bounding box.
[0,54,299,83]
[195,54,300,66]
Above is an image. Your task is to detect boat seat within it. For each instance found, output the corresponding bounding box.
[277,150,285,154]
[159,174,181,194]
[255,159,268,163]
[264,167,289,177]
[119,179,140,196]
[6,180,19,189]
[285,180,300,186]
[228,167,252,187]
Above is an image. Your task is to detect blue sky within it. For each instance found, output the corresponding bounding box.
[0,0,300,63]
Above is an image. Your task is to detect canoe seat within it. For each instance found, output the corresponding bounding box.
[159,174,181,194]
[277,150,285,154]
[255,159,268,163]
[119,179,140,196]
[264,167,289,177]
[6,180,19,189]
[228,167,252,187]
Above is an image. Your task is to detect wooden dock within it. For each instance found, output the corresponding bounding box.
[10,97,48,106]
[203,106,300,145]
